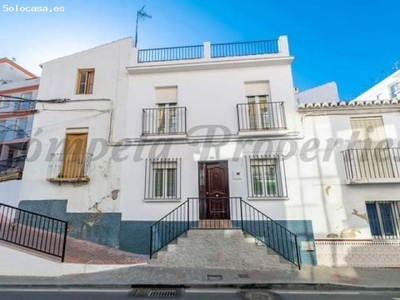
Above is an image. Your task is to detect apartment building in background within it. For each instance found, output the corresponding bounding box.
[0,58,38,197]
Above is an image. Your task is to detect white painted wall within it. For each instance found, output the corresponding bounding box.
[0,180,21,207]
[19,38,133,213]
[296,82,339,103]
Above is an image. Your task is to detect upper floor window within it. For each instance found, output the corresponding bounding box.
[14,117,28,139]
[0,120,6,140]
[76,69,95,94]
[14,92,33,111]
[389,82,400,99]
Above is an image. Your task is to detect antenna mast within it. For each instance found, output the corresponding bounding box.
[135,6,152,48]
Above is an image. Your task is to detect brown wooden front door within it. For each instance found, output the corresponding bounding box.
[199,161,230,220]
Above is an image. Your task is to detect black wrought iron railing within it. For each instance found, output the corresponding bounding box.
[138,45,204,63]
[342,148,400,180]
[149,197,301,269]
[47,153,92,182]
[142,107,187,136]
[211,39,279,58]
[0,202,68,261]
[150,200,190,258]
[0,155,26,173]
[241,200,301,269]
[237,102,287,132]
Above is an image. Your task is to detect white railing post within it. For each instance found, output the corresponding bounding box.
[278,35,290,55]
[204,41,211,60]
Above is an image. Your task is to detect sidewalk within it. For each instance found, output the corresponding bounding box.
[1,265,400,290]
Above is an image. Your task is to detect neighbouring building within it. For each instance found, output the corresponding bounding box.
[0,58,39,205]
[9,36,400,269]
[354,69,400,101]
[296,81,340,104]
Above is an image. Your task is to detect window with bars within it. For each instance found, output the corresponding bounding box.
[366,201,400,239]
[144,158,181,200]
[246,155,287,198]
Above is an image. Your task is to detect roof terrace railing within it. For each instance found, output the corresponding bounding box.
[138,45,204,63]
[211,39,279,58]
[137,39,281,63]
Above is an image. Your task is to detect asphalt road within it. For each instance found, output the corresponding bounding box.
[1,288,400,300]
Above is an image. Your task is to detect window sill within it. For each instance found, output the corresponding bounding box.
[238,129,289,137]
[141,133,187,140]
[144,198,182,202]
[47,176,90,183]
[247,197,289,201]
[345,178,400,185]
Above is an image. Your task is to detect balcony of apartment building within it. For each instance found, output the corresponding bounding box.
[0,155,26,182]
[341,148,400,184]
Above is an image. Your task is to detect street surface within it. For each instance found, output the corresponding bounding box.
[1,288,400,299]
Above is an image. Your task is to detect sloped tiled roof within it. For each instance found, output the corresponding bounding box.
[298,99,400,109]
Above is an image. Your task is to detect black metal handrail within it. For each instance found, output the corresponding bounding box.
[240,199,301,269]
[0,202,68,261]
[138,45,204,63]
[237,102,287,131]
[150,200,190,258]
[211,39,279,58]
[149,197,301,269]
[0,155,26,173]
[341,148,400,180]
[142,107,187,136]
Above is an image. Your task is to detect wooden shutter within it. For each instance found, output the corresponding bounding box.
[62,133,88,178]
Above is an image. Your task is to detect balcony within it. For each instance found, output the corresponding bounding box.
[0,155,26,182]
[47,153,92,183]
[342,148,400,184]
[142,107,187,138]
[237,102,287,133]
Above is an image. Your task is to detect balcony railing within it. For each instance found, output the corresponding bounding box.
[237,102,287,132]
[142,107,187,136]
[211,39,279,58]
[47,153,92,183]
[0,155,26,181]
[342,148,400,181]
[137,39,281,63]
[138,45,204,63]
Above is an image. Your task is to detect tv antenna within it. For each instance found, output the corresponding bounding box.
[135,6,152,48]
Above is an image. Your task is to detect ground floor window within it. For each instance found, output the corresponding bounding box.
[145,158,181,200]
[245,155,287,198]
[366,201,400,239]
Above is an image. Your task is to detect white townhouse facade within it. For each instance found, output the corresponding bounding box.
[11,36,400,268]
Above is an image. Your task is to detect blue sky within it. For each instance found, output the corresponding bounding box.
[0,0,398,100]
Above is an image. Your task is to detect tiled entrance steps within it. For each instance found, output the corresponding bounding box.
[150,229,294,270]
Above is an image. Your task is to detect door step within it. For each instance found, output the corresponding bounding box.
[198,219,233,229]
